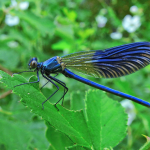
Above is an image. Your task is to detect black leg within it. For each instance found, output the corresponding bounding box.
[12,70,35,76]
[50,75,67,105]
[14,70,40,87]
[42,74,60,110]
[41,73,67,105]
[40,81,49,90]
[55,79,67,105]
[47,75,68,106]
[40,74,59,90]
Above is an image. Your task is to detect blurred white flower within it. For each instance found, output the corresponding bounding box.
[5,1,29,26]
[19,2,29,10]
[7,41,18,48]
[0,34,7,40]
[110,32,122,40]
[121,100,136,125]
[122,15,141,33]
[11,0,17,7]
[96,15,107,28]
[10,0,29,10]
[5,14,20,26]
[130,6,138,13]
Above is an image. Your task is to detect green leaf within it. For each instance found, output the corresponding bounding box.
[52,40,71,51]
[139,135,150,150]
[77,28,95,39]
[67,145,91,150]
[85,90,127,149]
[0,49,19,70]
[46,123,73,150]
[0,0,10,6]
[0,115,49,150]
[63,8,77,22]
[0,118,31,150]
[55,25,74,42]
[70,91,85,110]
[13,11,55,36]
[0,70,127,149]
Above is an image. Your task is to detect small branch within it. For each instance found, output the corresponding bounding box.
[0,66,36,100]
[0,65,13,75]
[0,90,12,99]
[0,65,13,99]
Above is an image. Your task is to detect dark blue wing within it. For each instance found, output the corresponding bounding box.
[62,42,150,78]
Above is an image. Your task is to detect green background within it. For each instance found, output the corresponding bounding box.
[0,0,150,149]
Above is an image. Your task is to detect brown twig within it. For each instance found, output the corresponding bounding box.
[0,64,13,75]
[0,90,12,99]
[0,65,13,99]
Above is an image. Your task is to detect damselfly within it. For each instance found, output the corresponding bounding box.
[14,42,150,109]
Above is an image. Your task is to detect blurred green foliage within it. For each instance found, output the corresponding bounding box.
[0,0,150,149]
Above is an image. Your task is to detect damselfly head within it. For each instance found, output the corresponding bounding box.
[28,57,38,69]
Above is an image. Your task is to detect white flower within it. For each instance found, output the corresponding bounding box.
[130,6,138,13]
[96,15,107,28]
[19,2,29,10]
[5,1,29,26]
[11,0,17,7]
[110,32,122,40]
[7,41,18,48]
[0,34,7,40]
[5,14,20,26]
[122,15,141,33]
[121,100,136,125]
[10,0,29,10]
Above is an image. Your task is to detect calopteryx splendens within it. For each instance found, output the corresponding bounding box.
[14,42,150,109]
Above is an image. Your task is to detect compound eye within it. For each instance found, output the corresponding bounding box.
[30,60,37,68]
